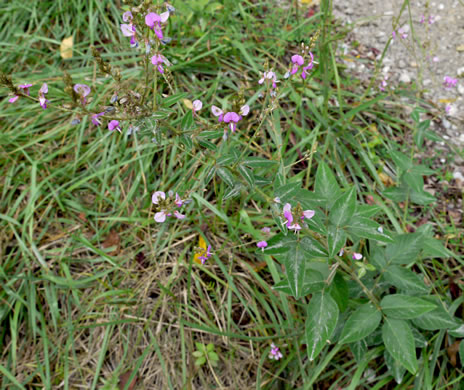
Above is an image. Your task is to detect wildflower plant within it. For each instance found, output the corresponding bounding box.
[1,0,462,387]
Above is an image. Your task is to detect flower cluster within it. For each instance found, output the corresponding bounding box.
[282,203,315,232]
[269,343,283,360]
[8,82,49,110]
[152,191,186,223]
[443,76,458,89]
[258,71,278,89]
[288,53,314,80]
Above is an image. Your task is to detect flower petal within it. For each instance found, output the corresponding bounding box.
[152,191,166,204]
[154,211,167,222]
[211,105,223,117]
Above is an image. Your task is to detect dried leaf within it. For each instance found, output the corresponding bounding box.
[183,99,193,110]
[60,36,73,59]
[102,230,121,256]
[378,172,395,187]
[119,371,137,390]
[447,340,461,367]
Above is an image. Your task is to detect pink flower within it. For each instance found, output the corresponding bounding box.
[211,105,224,122]
[108,120,121,132]
[258,71,278,88]
[419,15,425,24]
[19,84,33,95]
[352,252,363,261]
[175,193,183,207]
[302,210,315,219]
[198,245,212,264]
[9,83,33,103]
[91,112,105,126]
[379,77,388,92]
[151,54,169,73]
[240,104,250,116]
[269,343,283,360]
[121,23,137,47]
[173,210,186,220]
[261,227,271,233]
[74,84,91,104]
[145,12,169,40]
[398,28,408,39]
[428,15,435,25]
[291,54,304,75]
[257,241,268,251]
[443,76,458,89]
[152,191,166,204]
[192,99,202,113]
[38,83,49,109]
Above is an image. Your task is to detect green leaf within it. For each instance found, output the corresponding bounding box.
[382,318,418,375]
[305,291,339,361]
[243,156,278,169]
[314,162,341,208]
[386,232,425,265]
[327,225,347,258]
[162,92,187,107]
[349,339,367,363]
[347,217,393,243]
[383,266,430,294]
[402,171,424,193]
[300,236,328,258]
[329,272,349,312]
[198,139,217,151]
[208,351,219,361]
[384,349,406,385]
[381,294,436,319]
[412,298,460,330]
[340,303,382,344]
[238,164,255,187]
[179,135,193,150]
[216,167,236,188]
[281,239,308,298]
[411,327,428,348]
[273,270,325,296]
[329,187,357,227]
[460,339,464,367]
[262,233,293,255]
[195,357,206,366]
[192,351,203,357]
[181,110,195,131]
[206,343,214,352]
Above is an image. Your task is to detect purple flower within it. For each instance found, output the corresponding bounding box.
[445,104,452,114]
[240,104,250,116]
[428,15,435,25]
[91,112,105,126]
[198,245,212,264]
[151,54,169,73]
[261,227,271,234]
[379,77,388,92]
[122,11,133,22]
[121,23,137,47]
[108,120,121,132]
[224,112,241,133]
[419,15,425,24]
[192,99,202,113]
[443,76,458,89]
[269,343,283,360]
[38,83,49,109]
[352,252,363,261]
[8,95,19,103]
[257,241,268,251]
[145,12,170,40]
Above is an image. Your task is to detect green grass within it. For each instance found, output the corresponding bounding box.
[1,0,463,388]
